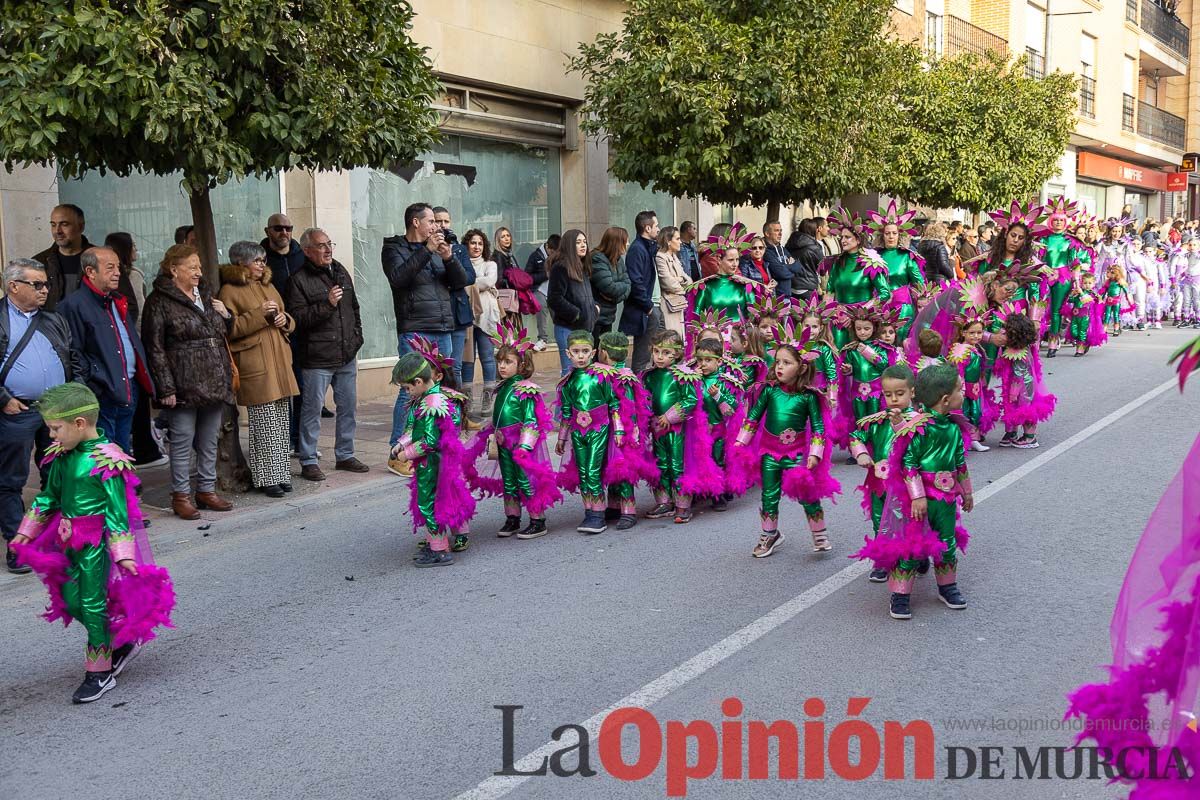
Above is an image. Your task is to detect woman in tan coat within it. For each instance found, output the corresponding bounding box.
[218,241,299,498]
[655,225,690,336]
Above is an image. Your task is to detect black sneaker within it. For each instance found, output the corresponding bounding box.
[72,671,116,704]
[938,583,967,609]
[577,512,607,534]
[616,515,637,530]
[674,509,693,524]
[645,503,673,519]
[261,484,285,498]
[414,550,454,567]
[6,547,31,575]
[1014,435,1040,449]
[280,482,293,493]
[604,507,621,521]
[712,496,728,512]
[868,568,888,583]
[111,642,141,678]
[497,515,521,537]
[516,519,548,539]
[451,534,469,552]
[889,593,912,620]
[916,558,931,576]
[998,431,1017,447]
[1046,348,1057,358]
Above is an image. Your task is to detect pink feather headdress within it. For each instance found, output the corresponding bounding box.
[987,200,1045,230]
[488,317,535,357]
[697,221,758,258]
[408,334,455,375]
[866,199,920,238]
[827,206,872,240]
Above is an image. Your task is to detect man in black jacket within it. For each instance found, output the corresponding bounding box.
[785,218,824,302]
[620,210,661,372]
[432,206,477,387]
[261,212,312,450]
[1,259,85,573]
[380,202,471,452]
[287,228,367,481]
[33,204,92,311]
[762,220,796,298]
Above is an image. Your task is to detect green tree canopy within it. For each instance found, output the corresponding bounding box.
[569,0,918,216]
[883,52,1078,211]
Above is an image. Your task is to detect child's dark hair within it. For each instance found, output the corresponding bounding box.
[773,345,813,389]
[496,345,535,379]
[881,363,915,388]
[392,352,432,385]
[851,317,878,341]
[914,364,959,408]
[1003,312,1038,350]
[598,331,629,363]
[918,328,943,358]
[650,328,684,350]
[438,364,461,391]
[695,337,723,357]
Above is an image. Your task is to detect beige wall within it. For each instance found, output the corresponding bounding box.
[0,164,57,266]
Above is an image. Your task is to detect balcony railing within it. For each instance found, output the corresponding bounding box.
[944,15,1007,57]
[1123,93,1136,131]
[1137,100,1186,149]
[1139,0,1190,59]
[1025,47,1046,78]
[1128,0,1139,23]
[1079,76,1096,119]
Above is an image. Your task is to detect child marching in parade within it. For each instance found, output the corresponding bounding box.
[915,328,945,371]
[836,302,890,446]
[1063,271,1106,357]
[797,295,842,416]
[993,312,1057,450]
[1100,262,1131,337]
[10,383,176,703]
[595,330,655,531]
[693,337,740,512]
[942,284,995,452]
[855,364,974,621]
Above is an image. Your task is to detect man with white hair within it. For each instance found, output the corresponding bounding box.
[1,259,84,573]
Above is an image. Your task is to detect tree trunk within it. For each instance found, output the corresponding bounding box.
[766,199,781,224]
[189,184,252,493]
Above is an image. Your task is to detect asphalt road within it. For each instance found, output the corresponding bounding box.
[2,327,1197,800]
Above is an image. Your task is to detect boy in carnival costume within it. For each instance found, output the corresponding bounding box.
[11,383,175,704]
[692,337,741,512]
[555,330,624,534]
[595,330,657,531]
[1063,271,1106,357]
[1035,196,1094,358]
[868,200,927,342]
[854,364,974,621]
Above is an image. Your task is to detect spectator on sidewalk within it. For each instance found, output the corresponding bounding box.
[288,229,368,482]
[978,223,995,255]
[761,220,796,297]
[432,206,477,386]
[679,221,701,282]
[958,227,981,265]
[620,210,661,373]
[916,221,955,284]
[1,259,83,574]
[174,225,197,247]
[141,244,236,520]
[547,229,598,375]
[218,242,298,499]
[58,247,154,455]
[525,234,558,351]
[655,225,690,336]
[34,204,92,310]
[462,228,500,419]
[785,218,823,303]
[381,203,470,450]
[261,212,311,454]
[590,226,631,342]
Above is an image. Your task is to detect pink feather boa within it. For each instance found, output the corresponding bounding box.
[727,389,841,504]
[604,380,660,488]
[679,384,726,499]
[992,348,1058,427]
[407,413,477,532]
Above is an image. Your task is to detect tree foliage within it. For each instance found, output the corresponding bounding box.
[883,52,1078,211]
[0,0,441,191]
[569,0,918,210]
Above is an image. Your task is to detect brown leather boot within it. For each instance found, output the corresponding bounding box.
[172,492,201,520]
[195,491,233,512]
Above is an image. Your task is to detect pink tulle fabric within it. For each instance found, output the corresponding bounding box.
[407,413,478,531]
[727,389,841,504]
[604,379,660,488]
[992,347,1058,427]
[679,384,726,499]
[1066,432,1200,796]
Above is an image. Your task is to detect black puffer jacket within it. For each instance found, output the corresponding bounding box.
[380,235,470,334]
[284,258,364,369]
[140,275,235,408]
[915,239,955,284]
[785,232,823,297]
[547,263,598,332]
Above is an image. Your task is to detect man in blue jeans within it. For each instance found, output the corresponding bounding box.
[1,259,84,573]
[381,203,471,476]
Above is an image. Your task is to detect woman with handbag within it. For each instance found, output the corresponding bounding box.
[655,226,691,336]
[546,229,599,375]
[218,241,298,498]
[492,226,523,323]
[141,244,236,519]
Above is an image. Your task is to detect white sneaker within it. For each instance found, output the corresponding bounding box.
[1154,322,1162,329]
[533,339,548,352]
[969,440,990,452]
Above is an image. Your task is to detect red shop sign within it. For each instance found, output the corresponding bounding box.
[1167,172,1188,191]
[1078,152,1169,191]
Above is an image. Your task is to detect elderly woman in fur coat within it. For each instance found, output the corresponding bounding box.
[218,241,299,498]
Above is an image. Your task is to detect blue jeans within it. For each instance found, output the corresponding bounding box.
[0,408,46,541]
[554,325,572,376]
[98,384,137,454]
[391,331,453,445]
[450,326,467,385]
[300,360,358,466]
[462,326,498,384]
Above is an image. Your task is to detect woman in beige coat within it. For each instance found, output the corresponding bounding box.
[218,241,299,497]
[655,225,690,336]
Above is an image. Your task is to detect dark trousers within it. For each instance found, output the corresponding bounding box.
[289,342,304,451]
[631,308,665,374]
[131,386,163,463]
[0,408,47,542]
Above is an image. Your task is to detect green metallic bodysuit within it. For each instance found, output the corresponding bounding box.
[606,361,638,515]
[741,385,827,531]
[1066,289,1097,343]
[1040,232,1089,338]
[878,247,927,340]
[396,386,456,549]
[689,274,759,322]
[945,343,985,428]
[849,408,912,534]
[700,370,738,469]
[841,341,889,422]
[493,376,544,518]
[644,364,699,509]
[24,435,135,672]
[825,250,893,347]
[559,363,622,512]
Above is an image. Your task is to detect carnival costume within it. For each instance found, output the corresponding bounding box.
[687,223,764,322]
[821,208,893,348]
[1037,196,1095,349]
[867,200,927,341]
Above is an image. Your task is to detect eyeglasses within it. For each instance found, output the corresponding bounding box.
[751,245,766,251]
[251,257,267,264]
[310,242,335,251]
[270,225,294,233]
[12,279,50,291]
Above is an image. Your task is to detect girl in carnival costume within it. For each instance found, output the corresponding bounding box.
[853,364,974,621]
[1095,217,1135,275]
[595,330,658,531]
[391,353,476,566]
[943,288,997,451]
[687,223,765,323]
[468,319,561,540]
[1148,242,1173,330]
[692,337,741,512]
[726,320,768,393]
[752,292,793,369]
[821,206,893,348]
[12,383,176,704]
[1035,196,1095,357]
[993,311,1057,450]
[915,329,945,371]
[1124,239,1155,332]
[1062,271,1107,357]
[730,321,841,556]
[1101,262,1133,337]
[835,302,891,448]
[796,294,842,423]
[868,200,927,341]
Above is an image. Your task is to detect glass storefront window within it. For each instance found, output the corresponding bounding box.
[57,170,280,264]
[1076,182,1106,219]
[608,178,674,232]
[350,136,562,360]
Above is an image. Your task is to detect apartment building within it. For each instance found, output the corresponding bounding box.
[896,0,1197,221]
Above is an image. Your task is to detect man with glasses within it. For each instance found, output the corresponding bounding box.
[1,259,84,573]
[262,212,313,452]
[286,229,368,481]
[762,220,797,298]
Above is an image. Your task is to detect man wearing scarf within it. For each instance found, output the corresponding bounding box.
[58,247,154,454]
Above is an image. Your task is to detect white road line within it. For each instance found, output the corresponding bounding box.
[453,375,1179,800]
